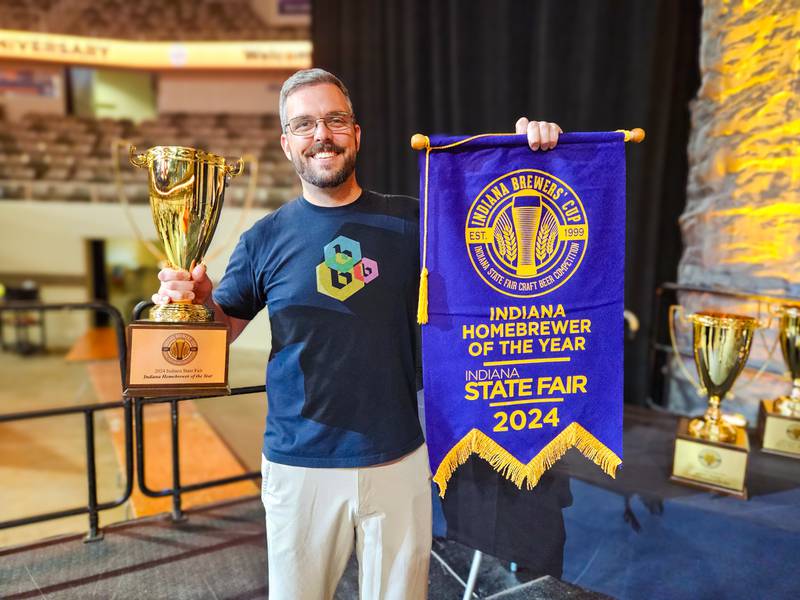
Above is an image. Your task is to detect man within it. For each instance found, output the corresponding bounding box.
[153,68,560,599]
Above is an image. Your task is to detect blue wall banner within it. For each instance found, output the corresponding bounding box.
[417,132,626,497]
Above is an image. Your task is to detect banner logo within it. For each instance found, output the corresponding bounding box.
[162,333,198,365]
[316,235,379,301]
[465,169,587,298]
[698,448,722,469]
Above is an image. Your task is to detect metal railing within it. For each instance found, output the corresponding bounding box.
[133,388,263,522]
[0,300,264,543]
[130,300,262,521]
[0,302,132,542]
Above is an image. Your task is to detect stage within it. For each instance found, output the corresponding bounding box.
[2,405,797,599]
[560,406,800,599]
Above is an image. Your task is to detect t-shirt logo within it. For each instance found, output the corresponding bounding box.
[316,235,379,301]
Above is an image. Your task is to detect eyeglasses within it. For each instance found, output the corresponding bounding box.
[284,112,355,136]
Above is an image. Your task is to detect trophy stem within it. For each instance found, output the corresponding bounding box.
[689,395,738,443]
[774,379,800,417]
[706,395,722,423]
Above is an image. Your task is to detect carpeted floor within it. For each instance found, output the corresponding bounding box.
[0,497,608,599]
[558,407,800,600]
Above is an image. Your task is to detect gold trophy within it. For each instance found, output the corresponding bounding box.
[122,145,246,398]
[759,306,800,457]
[669,307,759,498]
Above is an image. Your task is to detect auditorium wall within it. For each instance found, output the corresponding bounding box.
[0,202,271,354]
[251,0,311,26]
[157,72,284,114]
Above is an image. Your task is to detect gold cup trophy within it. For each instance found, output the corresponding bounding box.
[122,145,246,398]
[669,307,759,498]
[759,306,800,458]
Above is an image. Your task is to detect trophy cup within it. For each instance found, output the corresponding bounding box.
[669,307,759,498]
[759,306,800,458]
[122,145,245,398]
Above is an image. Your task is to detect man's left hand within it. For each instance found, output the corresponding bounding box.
[515,118,562,151]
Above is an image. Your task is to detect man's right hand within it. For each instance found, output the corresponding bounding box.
[152,263,213,307]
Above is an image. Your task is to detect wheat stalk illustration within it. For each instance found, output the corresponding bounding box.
[535,212,552,262]
[494,225,506,257]
[502,224,517,263]
[535,211,559,265]
[494,212,517,263]
[535,226,548,262]
[546,224,558,255]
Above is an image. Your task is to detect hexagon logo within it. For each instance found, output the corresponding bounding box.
[317,236,380,302]
[354,257,379,283]
[316,262,365,301]
[324,236,362,273]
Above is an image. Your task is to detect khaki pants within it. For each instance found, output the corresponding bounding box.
[261,444,432,600]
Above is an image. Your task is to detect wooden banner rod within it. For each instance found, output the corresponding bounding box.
[410,128,646,150]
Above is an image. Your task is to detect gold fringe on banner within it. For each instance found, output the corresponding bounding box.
[432,422,621,497]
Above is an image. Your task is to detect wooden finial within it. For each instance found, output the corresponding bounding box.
[616,128,646,143]
[411,133,430,150]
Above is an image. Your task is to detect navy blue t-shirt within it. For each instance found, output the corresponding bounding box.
[213,190,424,467]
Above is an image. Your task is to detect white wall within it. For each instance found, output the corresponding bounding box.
[157,72,284,114]
[0,201,272,353]
[92,69,157,122]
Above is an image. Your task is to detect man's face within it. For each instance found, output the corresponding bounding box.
[280,83,361,189]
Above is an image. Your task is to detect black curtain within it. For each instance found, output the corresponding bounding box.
[312,0,701,405]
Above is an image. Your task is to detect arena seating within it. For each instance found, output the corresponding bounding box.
[0,0,307,41]
[0,113,301,207]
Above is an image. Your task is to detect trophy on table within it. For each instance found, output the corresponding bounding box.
[669,307,759,498]
[759,306,800,458]
[120,145,247,398]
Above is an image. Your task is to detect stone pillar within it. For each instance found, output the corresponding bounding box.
[669,0,800,421]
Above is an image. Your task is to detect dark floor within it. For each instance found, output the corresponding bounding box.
[0,497,608,600]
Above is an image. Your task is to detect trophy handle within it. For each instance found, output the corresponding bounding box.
[129,145,149,169]
[111,138,166,264]
[205,154,259,264]
[727,303,780,396]
[767,303,785,318]
[761,302,783,330]
[224,157,246,178]
[730,330,778,395]
[668,304,704,395]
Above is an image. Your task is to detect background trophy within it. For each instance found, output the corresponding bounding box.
[122,145,246,398]
[669,307,759,498]
[759,306,800,458]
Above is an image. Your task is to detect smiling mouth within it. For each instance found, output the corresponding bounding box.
[305,141,345,160]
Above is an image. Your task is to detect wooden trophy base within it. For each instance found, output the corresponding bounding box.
[759,400,800,459]
[671,417,749,499]
[125,321,229,398]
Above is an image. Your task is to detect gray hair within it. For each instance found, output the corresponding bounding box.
[279,68,354,128]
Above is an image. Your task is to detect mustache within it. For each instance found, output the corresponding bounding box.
[304,142,345,157]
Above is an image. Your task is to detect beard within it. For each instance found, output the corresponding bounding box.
[290,141,357,189]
